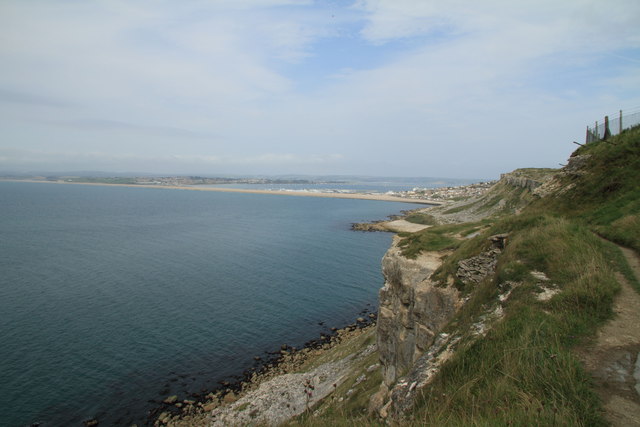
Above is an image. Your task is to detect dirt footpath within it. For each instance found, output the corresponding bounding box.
[580,246,640,426]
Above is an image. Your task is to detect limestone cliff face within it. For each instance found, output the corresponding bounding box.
[499,172,543,190]
[376,237,462,387]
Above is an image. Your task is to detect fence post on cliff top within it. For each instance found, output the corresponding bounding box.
[604,115,611,140]
[620,110,623,134]
[585,126,590,143]
[595,121,599,140]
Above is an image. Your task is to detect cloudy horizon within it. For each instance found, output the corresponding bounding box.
[1,0,639,180]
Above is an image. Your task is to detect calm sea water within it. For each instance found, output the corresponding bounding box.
[198,177,476,193]
[0,181,416,426]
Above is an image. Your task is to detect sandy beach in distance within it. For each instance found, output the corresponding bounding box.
[3,179,442,205]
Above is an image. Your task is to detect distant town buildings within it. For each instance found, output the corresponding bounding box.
[387,181,497,202]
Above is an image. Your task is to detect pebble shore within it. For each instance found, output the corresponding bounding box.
[147,312,378,426]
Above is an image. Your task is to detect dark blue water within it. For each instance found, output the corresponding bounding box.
[0,182,415,426]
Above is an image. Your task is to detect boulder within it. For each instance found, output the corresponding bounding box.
[163,395,178,404]
[223,392,237,404]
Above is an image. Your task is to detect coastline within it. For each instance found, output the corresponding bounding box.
[149,312,378,426]
[0,179,442,205]
[5,176,414,426]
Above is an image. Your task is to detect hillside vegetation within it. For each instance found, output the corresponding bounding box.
[532,127,640,252]
[166,128,639,427]
[288,127,640,425]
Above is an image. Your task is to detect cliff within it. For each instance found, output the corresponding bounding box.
[376,238,459,387]
[363,127,640,425]
[163,126,640,426]
[499,168,555,190]
[370,232,509,419]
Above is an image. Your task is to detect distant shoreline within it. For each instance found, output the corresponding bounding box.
[1,179,442,205]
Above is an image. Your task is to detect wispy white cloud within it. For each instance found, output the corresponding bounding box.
[0,0,639,177]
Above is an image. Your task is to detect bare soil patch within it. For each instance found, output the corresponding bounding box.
[382,219,431,233]
[579,246,640,426]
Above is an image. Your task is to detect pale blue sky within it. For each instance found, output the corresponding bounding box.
[1,0,639,179]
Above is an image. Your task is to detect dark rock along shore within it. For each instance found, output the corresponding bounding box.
[147,307,379,425]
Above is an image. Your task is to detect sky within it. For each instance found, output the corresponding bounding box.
[1,0,639,179]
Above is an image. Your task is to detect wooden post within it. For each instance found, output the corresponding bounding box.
[586,126,590,143]
[619,110,623,133]
[595,121,599,140]
[604,115,611,140]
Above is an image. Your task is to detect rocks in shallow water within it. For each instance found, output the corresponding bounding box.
[202,401,218,412]
[83,419,98,427]
[163,395,178,404]
[151,312,377,425]
[351,222,387,232]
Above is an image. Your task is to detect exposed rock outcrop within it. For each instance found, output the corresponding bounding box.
[456,247,501,285]
[533,155,590,198]
[564,154,591,174]
[208,344,376,426]
[500,172,543,190]
[376,237,462,388]
[371,233,510,419]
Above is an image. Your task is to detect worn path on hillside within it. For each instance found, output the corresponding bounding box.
[580,245,640,426]
[382,219,431,233]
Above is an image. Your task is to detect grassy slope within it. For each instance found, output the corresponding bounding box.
[410,128,639,425]
[409,216,621,426]
[536,126,640,252]
[292,127,640,426]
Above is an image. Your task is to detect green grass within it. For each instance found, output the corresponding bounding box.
[408,215,618,426]
[397,221,491,260]
[508,167,558,181]
[440,175,546,218]
[404,130,640,424]
[531,126,640,251]
[597,234,640,293]
[395,129,638,425]
[404,213,438,225]
[443,200,480,214]
[397,232,461,258]
[412,310,606,426]
[293,212,621,426]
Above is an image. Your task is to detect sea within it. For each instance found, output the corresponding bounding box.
[0,181,421,426]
